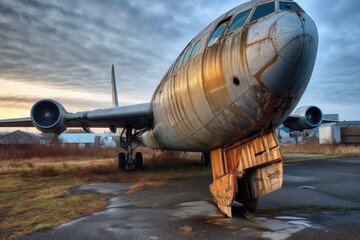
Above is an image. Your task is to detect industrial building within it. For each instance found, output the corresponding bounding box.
[0,130,42,144]
[59,133,117,148]
[319,121,360,144]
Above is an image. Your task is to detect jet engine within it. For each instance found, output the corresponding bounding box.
[283,106,322,131]
[30,99,68,134]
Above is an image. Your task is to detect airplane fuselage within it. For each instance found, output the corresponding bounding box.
[0,0,320,217]
[140,0,318,152]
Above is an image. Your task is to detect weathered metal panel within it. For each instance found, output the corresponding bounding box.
[341,136,360,144]
[319,124,341,144]
[142,2,318,152]
[249,160,283,198]
[211,148,226,180]
[210,131,283,217]
[203,40,229,114]
[341,127,360,144]
[342,126,360,136]
[209,173,237,217]
[187,50,214,126]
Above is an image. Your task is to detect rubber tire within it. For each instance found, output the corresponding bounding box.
[134,152,143,170]
[118,152,126,170]
[201,152,211,166]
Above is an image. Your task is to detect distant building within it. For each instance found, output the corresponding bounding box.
[59,133,118,148]
[0,130,42,144]
[59,134,96,148]
[0,131,119,148]
[322,114,340,122]
[319,121,360,144]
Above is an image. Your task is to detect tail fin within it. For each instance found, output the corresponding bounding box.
[111,64,119,108]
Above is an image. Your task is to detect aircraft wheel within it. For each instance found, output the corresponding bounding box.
[118,152,126,170]
[201,152,211,166]
[135,152,143,170]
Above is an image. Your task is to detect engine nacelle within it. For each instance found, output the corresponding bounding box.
[283,106,322,131]
[31,99,68,134]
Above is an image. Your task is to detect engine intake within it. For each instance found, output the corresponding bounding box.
[31,99,68,134]
[283,106,322,131]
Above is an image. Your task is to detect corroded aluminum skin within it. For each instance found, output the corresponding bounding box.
[140,0,318,152]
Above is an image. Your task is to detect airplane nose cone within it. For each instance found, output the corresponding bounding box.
[271,13,318,64]
[259,12,318,95]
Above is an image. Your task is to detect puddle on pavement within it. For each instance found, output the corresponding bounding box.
[284,175,313,182]
[298,185,316,190]
[75,183,133,209]
[208,213,320,240]
[172,201,219,219]
[173,201,319,240]
[77,183,129,195]
[70,184,321,240]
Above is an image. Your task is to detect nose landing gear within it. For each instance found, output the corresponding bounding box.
[118,127,145,170]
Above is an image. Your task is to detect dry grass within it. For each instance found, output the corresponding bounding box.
[0,174,109,239]
[0,144,117,161]
[0,144,210,239]
[282,143,360,156]
[179,224,194,234]
[125,180,169,193]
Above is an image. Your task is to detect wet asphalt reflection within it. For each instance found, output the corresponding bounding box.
[16,157,360,240]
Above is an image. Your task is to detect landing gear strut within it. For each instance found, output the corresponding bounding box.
[118,127,146,170]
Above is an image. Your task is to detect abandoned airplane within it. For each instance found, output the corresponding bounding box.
[0,0,320,217]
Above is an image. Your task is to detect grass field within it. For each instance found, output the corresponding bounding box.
[1,142,359,238]
[0,144,208,239]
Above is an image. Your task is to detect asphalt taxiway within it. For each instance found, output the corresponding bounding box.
[16,156,360,240]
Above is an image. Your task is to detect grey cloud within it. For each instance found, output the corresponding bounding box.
[296,0,360,120]
[0,0,215,93]
[0,0,359,120]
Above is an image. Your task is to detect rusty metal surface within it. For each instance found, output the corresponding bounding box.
[209,173,237,218]
[140,0,318,152]
[209,131,283,217]
[249,160,283,198]
[0,1,319,152]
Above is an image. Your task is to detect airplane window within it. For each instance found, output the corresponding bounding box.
[182,47,192,64]
[207,22,227,47]
[228,9,251,33]
[174,55,183,70]
[191,40,201,57]
[279,2,303,12]
[250,2,275,22]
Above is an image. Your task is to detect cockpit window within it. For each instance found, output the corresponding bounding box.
[174,55,183,70]
[250,2,275,22]
[191,40,201,57]
[182,47,192,65]
[207,21,228,47]
[279,2,303,12]
[228,9,251,33]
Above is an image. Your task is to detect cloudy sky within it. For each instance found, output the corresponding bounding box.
[0,0,359,121]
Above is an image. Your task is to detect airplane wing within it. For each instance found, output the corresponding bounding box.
[0,65,153,133]
[66,103,153,129]
[0,101,153,133]
[0,117,33,127]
